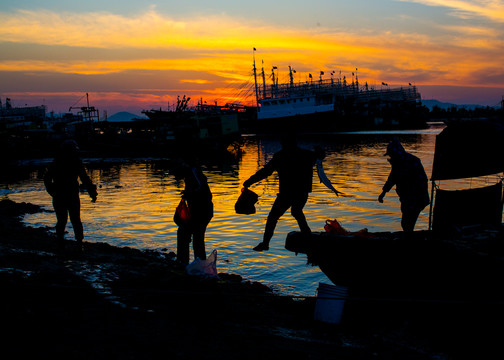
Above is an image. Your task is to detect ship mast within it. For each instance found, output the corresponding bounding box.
[289,66,295,86]
[253,48,259,110]
[69,92,99,122]
[262,60,266,98]
[271,66,278,96]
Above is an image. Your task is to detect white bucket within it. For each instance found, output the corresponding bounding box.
[314,282,348,324]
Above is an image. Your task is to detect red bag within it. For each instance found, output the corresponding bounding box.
[324,219,348,235]
[174,199,191,226]
[324,219,373,238]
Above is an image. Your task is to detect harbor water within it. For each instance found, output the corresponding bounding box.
[5,124,496,297]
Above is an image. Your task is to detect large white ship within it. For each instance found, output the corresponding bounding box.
[252,58,427,132]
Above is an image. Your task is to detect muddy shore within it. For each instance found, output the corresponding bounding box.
[1,199,502,359]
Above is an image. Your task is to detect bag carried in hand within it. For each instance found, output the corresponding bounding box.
[174,199,191,226]
[235,188,259,215]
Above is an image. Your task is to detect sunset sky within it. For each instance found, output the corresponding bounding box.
[1,0,503,115]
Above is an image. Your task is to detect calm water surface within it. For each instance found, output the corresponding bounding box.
[6,124,490,296]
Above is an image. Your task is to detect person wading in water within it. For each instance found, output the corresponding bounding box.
[44,139,98,252]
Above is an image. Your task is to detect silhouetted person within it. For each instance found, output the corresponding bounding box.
[378,139,429,234]
[176,157,214,265]
[243,135,339,251]
[44,139,97,251]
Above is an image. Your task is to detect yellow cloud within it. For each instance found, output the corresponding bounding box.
[0,9,320,50]
[180,79,213,84]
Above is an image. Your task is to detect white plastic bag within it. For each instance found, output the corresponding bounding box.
[186,249,218,278]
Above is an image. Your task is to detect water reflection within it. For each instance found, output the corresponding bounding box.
[6,125,482,296]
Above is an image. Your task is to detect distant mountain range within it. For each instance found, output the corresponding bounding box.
[421,99,498,111]
[106,111,146,122]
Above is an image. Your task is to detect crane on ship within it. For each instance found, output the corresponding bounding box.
[69,93,100,122]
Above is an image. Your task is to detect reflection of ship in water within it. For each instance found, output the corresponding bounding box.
[250,56,428,133]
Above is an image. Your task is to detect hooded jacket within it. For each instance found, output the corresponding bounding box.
[383,139,429,208]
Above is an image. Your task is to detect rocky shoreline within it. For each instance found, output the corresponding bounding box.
[1,199,502,359]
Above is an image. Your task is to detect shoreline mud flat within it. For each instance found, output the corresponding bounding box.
[0,199,501,359]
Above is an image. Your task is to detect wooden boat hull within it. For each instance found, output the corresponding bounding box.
[285,230,504,301]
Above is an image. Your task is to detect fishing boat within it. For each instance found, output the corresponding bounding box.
[285,119,504,300]
[0,97,50,160]
[286,228,504,301]
[140,96,241,143]
[0,97,46,130]
[251,57,427,133]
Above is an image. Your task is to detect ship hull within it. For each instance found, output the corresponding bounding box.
[245,104,428,134]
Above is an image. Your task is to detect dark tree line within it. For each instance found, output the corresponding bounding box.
[428,104,503,121]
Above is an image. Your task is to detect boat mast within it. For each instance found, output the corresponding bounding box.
[253,48,259,110]
[261,60,266,97]
[272,66,278,96]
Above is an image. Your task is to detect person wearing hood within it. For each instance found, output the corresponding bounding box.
[44,139,98,251]
[378,139,429,234]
